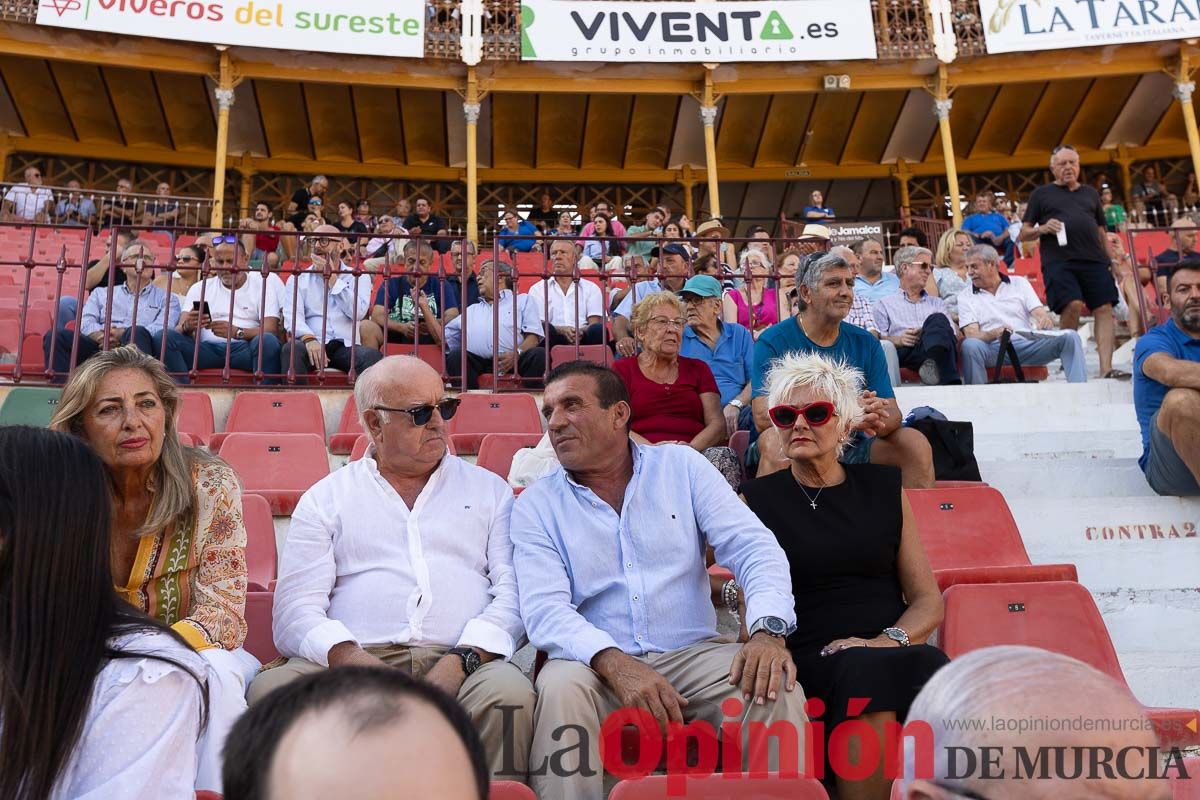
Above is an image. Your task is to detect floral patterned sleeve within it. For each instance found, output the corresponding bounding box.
[171,463,248,651]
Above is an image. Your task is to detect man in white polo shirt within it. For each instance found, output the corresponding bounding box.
[154,237,284,384]
[3,165,54,222]
[958,244,1087,384]
[528,238,606,349]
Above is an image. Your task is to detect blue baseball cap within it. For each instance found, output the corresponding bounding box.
[650,242,692,259]
[678,275,723,299]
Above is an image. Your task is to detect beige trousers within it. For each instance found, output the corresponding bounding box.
[530,640,808,800]
[247,644,535,783]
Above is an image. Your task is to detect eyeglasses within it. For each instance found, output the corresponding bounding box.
[312,237,332,246]
[768,401,836,429]
[373,398,460,426]
[211,235,238,245]
[648,316,686,329]
[176,255,200,263]
[909,261,932,269]
[121,253,155,265]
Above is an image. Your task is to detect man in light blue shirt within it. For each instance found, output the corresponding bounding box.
[677,274,755,432]
[43,240,179,379]
[283,226,383,384]
[444,257,546,390]
[511,361,807,800]
[851,237,901,305]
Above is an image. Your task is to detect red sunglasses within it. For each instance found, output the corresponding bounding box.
[768,401,836,429]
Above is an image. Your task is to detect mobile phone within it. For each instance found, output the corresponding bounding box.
[192,301,212,317]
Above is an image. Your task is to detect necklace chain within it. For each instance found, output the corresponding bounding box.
[791,469,826,510]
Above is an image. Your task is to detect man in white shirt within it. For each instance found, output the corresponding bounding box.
[444,258,546,390]
[248,355,534,782]
[958,244,1087,384]
[284,225,384,382]
[3,165,54,222]
[154,238,284,384]
[528,239,605,348]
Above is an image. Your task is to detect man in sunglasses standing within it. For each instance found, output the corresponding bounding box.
[284,224,384,383]
[250,355,535,784]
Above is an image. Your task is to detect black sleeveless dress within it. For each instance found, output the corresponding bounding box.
[742,462,948,734]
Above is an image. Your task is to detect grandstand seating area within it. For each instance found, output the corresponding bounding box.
[10,373,1195,755]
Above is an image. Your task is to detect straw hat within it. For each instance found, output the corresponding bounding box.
[695,218,730,238]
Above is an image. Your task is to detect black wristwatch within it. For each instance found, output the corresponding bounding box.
[447,646,482,676]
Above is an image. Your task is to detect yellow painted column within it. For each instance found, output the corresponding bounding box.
[933,68,963,228]
[1175,54,1200,190]
[1115,146,1134,205]
[238,166,254,220]
[210,49,235,228]
[701,69,721,219]
[895,159,912,225]
[679,165,696,222]
[464,68,481,244]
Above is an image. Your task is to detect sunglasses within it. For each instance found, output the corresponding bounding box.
[373,398,460,426]
[768,401,835,429]
[211,235,238,245]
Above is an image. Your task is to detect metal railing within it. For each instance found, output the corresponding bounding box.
[13,0,987,63]
[0,182,217,230]
[0,220,1167,391]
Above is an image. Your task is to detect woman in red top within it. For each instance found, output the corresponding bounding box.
[611,290,742,488]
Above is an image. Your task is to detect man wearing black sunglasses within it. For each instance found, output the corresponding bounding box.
[283,225,384,383]
[250,356,535,784]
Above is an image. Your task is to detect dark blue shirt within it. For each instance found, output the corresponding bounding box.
[1134,318,1200,468]
[752,317,894,399]
[680,321,755,406]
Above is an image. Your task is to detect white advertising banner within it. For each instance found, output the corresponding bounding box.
[36,0,426,58]
[518,0,877,62]
[977,0,1200,53]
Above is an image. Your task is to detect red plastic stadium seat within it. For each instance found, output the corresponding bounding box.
[550,344,611,367]
[933,480,989,488]
[905,487,1077,591]
[209,391,326,451]
[243,591,279,664]
[329,396,363,455]
[1172,757,1200,798]
[447,393,542,455]
[382,342,446,374]
[242,493,277,592]
[476,432,544,480]
[940,581,1200,748]
[0,320,43,375]
[489,781,536,800]
[195,792,223,800]
[218,433,330,515]
[707,563,734,583]
[610,775,829,799]
[177,391,215,446]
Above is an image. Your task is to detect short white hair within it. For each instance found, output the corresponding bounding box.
[902,645,1144,793]
[353,355,437,428]
[763,352,864,444]
[739,247,772,272]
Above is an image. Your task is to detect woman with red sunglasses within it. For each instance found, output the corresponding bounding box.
[741,351,948,800]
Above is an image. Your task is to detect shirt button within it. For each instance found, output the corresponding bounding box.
[632,595,639,601]
[636,635,643,641]
[626,562,633,568]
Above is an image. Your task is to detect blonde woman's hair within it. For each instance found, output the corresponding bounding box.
[764,351,865,454]
[630,290,686,333]
[49,345,220,538]
[935,227,970,268]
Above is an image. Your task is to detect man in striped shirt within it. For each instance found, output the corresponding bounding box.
[872,246,961,385]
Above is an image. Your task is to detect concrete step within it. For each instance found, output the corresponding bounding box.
[896,379,1133,412]
[981,457,1154,498]
[973,430,1143,462]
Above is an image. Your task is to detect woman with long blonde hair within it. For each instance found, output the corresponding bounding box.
[50,345,251,793]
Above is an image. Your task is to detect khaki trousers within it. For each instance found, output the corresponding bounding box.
[530,640,808,800]
[247,644,535,783]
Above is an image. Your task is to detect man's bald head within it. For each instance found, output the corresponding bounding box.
[354,356,441,423]
[903,646,1167,800]
[313,224,341,236]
